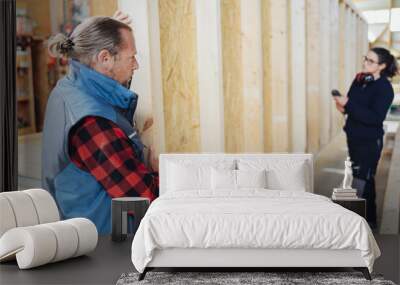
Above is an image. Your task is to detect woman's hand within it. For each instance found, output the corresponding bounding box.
[334,96,348,107]
[335,101,345,114]
[333,95,348,114]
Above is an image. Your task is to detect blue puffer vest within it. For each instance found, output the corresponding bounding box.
[41,60,144,234]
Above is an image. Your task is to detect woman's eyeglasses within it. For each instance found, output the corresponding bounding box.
[363,56,378,65]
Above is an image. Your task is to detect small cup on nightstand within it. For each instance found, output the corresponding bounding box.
[111,197,150,242]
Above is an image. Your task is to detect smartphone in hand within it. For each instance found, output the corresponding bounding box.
[331,89,342,97]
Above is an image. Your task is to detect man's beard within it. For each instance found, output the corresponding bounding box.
[123,76,133,89]
[110,68,132,89]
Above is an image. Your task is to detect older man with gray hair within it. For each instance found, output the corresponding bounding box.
[42,13,158,234]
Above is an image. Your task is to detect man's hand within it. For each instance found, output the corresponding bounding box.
[142,117,154,134]
[113,10,132,26]
[147,146,159,172]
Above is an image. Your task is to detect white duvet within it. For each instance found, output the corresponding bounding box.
[131,189,380,273]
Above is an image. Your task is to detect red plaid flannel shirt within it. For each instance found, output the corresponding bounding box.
[68,116,158,201]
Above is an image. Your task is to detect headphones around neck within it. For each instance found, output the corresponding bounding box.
[356,72,374,86]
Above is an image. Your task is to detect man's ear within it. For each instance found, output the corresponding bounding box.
[96,49,114,71]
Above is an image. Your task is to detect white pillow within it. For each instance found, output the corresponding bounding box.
[266,167,306,191]
[167,160,235,191]
[237,159,308,191]
[167,163,210,191]
[211,168,236,190]
[211,169,267,190]
[237,169,267,188]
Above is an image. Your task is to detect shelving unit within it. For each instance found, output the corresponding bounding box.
[16,35,36,136]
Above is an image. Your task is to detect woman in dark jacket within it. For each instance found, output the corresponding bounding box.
[334,47,398,229]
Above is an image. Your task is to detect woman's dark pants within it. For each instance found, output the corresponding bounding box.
[347,137,383,226]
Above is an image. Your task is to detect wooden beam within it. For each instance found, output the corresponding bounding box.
[338,1,346,95]
[241,0,264,152]
[195,0,225,152]
[351,12,358,80]
[306,0,321,154]
[262,0,290,152]
[158,0,201,152]
[330,0,342,138]
[344,7,354,90]
[363,21,370,54]
[356,17,362,71]
[341,0,367,22]
[221,0,244,153]
[288,0,307,153]
[389,0,393,49]
[319,0,332,147]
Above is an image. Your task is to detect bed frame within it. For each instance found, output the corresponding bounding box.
[138,154,372,281]
[139,248,371,280]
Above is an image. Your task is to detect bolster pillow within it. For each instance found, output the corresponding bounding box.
[0,189,60,237]
[0,189,98,269]
[0,218,98,269]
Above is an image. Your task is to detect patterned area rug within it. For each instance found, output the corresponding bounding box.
[116,271,396,285]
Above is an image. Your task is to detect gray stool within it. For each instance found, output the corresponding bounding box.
[111,197,149,242]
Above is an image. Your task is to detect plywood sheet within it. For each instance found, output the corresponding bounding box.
[221,0,244,153]
[306,0,321,153]
[90,0,118,16]
[288,0,307,153]
[159,0,201,152]
[262,0,290,152]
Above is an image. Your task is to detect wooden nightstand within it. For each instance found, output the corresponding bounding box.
[332,198,366,219]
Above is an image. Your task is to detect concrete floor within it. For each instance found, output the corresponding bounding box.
[373,234,400,284]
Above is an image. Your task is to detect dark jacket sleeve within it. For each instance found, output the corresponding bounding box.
[344,81,394,126]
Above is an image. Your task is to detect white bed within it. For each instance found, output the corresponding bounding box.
[131,154,380,280]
